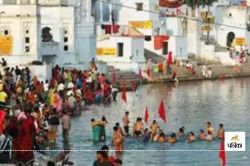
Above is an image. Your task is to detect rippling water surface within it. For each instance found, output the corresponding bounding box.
[55,78,250,166]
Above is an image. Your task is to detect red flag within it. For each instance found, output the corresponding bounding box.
[121,80,127,103]
[158,100,167,123]
[144,106,149,124]
[0,110,6,134]
[219,140,226,166]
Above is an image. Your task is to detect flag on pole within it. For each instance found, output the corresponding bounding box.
[219,140,226,166]
[121,80,127,103]
[144,106,149,124]
[158,100,167,123]
[0,110,6,134]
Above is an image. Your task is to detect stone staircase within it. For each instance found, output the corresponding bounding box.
[144,49,165,63]
[151,61,250,83]
[106,65,142,91]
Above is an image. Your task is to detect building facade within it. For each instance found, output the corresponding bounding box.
[215,4,250,50]
[0,0,96,67]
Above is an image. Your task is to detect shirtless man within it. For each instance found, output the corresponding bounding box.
[115,122,124,136]
[150,120,159,141]
[133,117,144,137]
[206,122,215,141]
[112,126,123,154]
[122,112,130,136]
[217,123,225,139]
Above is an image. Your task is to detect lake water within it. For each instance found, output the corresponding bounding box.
[55,78,250,166]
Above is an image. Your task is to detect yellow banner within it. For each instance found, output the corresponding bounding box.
[129,21,153,29]
[0,36,12,55]
[233,38,246,46]
[201,25,212,32]
[202,16,215,24]
[96,48,116,56]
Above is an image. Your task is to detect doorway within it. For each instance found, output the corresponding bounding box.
[117,43,123,57]
[226,32,235,47]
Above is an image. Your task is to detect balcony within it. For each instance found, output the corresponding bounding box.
[40,41,59,57]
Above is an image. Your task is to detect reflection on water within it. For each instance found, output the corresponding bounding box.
[55,78,250,165]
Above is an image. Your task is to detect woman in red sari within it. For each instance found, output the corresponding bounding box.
[14,112,36,165]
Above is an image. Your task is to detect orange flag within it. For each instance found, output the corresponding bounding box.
[158,100,167,123]
[121,80,127,103]
[144,106,149,124]
[219,140,226,166]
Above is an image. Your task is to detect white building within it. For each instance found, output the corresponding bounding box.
[94,0,188,71]
[0,0,96,67]
[215,4,250,50]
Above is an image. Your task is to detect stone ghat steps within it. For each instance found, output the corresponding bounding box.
[106,71,141,91]
[150,64,250,83]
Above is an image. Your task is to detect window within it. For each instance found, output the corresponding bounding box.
[25,37,30,43]
[136,3,143,11]
[64,45,68,51]
[4,30,8,35]
[26,30,29,34]
[25,46,30,53]
[64,37,68,42]
[63,27,69,52]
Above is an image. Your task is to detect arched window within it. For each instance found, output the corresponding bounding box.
[226,32,235,47]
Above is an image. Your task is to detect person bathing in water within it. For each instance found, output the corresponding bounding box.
[187,132,196,143]
[206,122,215,141]
[91,116,107,142]
[198,129,206,140]
[217,123,225,139]
[133,117,144,137]
[149,120,159,141]
[176,126,185,141]
[112,126,124,155]
[167,133,177,144]
[122,111,130,136]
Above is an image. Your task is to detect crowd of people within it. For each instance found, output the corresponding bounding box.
[229,48,249,64]
[0,57,227,166]
[0,58,121,165]
[91,108,225,165]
